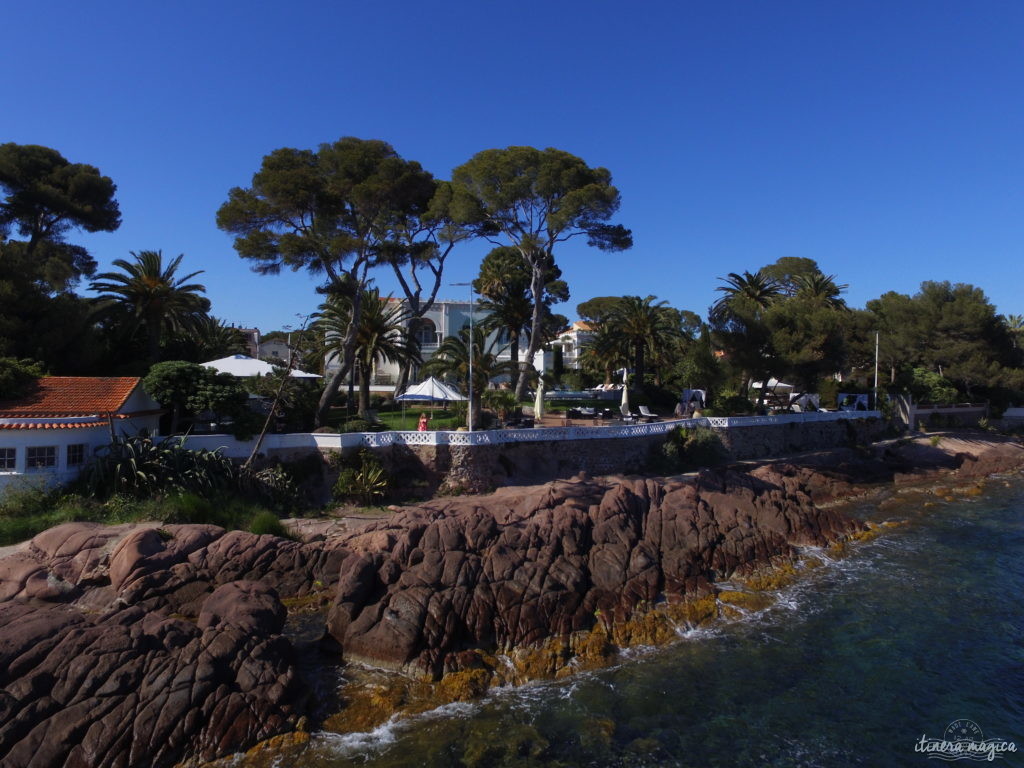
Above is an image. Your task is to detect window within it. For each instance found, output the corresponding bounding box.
[0,448,14,470]
[67,444,86,467]
[26,446,56,470]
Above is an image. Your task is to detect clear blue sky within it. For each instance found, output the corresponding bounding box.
[4,1,1022,331]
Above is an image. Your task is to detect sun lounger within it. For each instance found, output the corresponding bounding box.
[638,405,661,422]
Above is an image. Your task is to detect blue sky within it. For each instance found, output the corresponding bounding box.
[3,1,1021,331]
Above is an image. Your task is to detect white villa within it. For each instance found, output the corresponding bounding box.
[325,298,542,392]
[0,377,162,495]
[535,320,595,372]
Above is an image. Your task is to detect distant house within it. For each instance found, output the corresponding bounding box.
[0,377,162,495]
[541,321,596,372]
[258,338,291,362]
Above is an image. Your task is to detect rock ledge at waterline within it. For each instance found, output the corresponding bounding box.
[1,434,1021,767]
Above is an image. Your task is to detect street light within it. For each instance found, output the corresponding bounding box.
[451,282,475,432]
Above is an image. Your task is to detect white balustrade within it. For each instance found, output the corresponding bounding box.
[180,411,881,456]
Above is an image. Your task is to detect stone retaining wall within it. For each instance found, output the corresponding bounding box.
[336,417,887,495]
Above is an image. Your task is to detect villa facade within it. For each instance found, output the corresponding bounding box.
[325,298,545,392]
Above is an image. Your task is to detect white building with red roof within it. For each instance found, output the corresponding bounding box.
[0,377,162,495]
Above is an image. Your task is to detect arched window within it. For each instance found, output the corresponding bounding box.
[411,318,438,347]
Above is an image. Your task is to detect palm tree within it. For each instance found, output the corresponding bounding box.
[422,326,517,429]
[607,296,680,388]
[317,288,420,417]
[579,322,630,385]
[171,315,246,362]
[710,270,781,322]
[710,270,781,405]
[792,272,849,310]
[1003,314,1024,349]
[91,250,209,363]
[477,286,532,387]
[474,246,568,393]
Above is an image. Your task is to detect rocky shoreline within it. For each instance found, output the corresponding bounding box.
[0,433,1021,767]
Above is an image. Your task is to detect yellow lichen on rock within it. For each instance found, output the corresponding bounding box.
[435,667,493,701]
[717,589,775,612]
[743,562,798,591]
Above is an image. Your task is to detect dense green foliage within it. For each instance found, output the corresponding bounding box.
[0,357,45,399]
[143,360,250,434]
[91,251,210,363]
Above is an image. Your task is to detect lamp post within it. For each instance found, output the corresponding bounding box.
[451,282,475,432]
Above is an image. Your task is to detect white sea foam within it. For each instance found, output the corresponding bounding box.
[313,700,480,758]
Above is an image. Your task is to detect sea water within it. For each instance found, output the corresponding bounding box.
[295,476,1024,767]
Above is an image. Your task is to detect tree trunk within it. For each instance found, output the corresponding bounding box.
[634,343,646,393]
[393,315,416,398]
[514,261,546,401]
[509,332,520,392]
[470,393,482,430]
[358,360,372,416]
[146,308,162,364]
[314,288,364,427]
[394,356,412,399]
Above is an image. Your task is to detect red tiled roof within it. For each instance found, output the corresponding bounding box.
[0,421,107,430]
[0,377,141,417]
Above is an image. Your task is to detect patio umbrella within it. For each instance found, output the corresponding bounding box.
[397,376,467,430]
[534,378,545,421]
[620,368,630,413]
[202,354,320,379]
[396,377,466,402]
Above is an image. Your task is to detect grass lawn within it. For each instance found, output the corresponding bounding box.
[376,407,464,431]
[329,405,466,431]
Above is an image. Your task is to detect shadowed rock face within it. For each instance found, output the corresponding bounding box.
[0,525,349,768]
[326,466,867,677]
[0,585,299,768]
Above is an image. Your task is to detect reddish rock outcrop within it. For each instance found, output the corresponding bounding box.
[327,466,867,676]
[0,434,1020,766]
[0,587,301,768]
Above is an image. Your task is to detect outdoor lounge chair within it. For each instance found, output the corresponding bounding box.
[620,403,638,423]
[638,405,661,422]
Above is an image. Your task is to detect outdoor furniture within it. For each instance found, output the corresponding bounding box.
[638,405,661,422]
[620,403,638,423]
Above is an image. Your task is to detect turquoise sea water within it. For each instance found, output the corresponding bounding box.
[297,476,1024,767]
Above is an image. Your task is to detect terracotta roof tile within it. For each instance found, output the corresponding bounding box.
[0,421,106,430]
[0,377,141,417]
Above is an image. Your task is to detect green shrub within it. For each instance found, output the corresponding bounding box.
[79,435,238,499]
[0,485,58,519]
[244,465,297,509]
[708,391,752,416]
[161,492,216,524]
[339,418,386,433]
[249,511,290,538]
[332,450,390,505]
[651,426,728,474]
[482,389,517,421]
